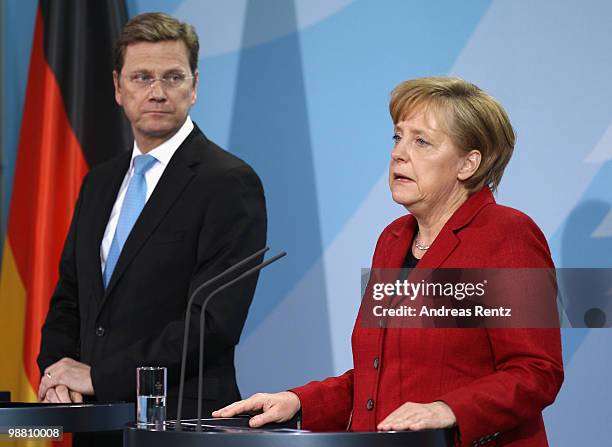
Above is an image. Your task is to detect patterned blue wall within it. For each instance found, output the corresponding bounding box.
[2,1,611,444]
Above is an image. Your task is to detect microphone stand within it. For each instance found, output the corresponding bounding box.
[175,246,269,429]
[196,251,287,431]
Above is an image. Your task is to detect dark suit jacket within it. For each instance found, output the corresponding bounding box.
[292,187,563,446]
[38,124,267,419]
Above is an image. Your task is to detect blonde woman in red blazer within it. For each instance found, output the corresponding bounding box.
[215,77,564,447]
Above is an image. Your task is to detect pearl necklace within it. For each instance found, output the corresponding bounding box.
[415,232,431,250]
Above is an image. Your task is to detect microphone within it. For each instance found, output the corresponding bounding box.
[175,246,270,429]
[196,251,287,431]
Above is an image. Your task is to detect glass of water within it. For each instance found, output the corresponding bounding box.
[136,366,167,429]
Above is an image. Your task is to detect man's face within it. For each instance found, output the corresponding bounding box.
[113,40,197,151]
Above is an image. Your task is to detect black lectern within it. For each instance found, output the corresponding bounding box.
[0,402,134,433]
[124,417,453,447]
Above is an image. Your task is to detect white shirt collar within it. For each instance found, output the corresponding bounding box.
[131,116,194,166]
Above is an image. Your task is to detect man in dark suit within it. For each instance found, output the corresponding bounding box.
[37,11,266,424]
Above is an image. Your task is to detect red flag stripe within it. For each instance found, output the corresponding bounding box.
[7,8,88,390]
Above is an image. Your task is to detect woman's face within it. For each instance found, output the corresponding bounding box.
[388,106,469,213]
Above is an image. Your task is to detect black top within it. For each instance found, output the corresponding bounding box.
[402,239,421,269]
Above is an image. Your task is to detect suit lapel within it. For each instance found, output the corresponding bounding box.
[102,129,203,300]
[89,153,131,303]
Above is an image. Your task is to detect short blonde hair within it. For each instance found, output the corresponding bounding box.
[389,76,515,193]
[115,12,199,75]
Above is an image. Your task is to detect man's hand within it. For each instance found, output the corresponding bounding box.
[40,385,84,403]
[377,401,456,431]
[69,389,84,403]
[212,391,301,428]
[39,358,94,401]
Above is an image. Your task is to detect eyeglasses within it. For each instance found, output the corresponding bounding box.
[123,73,194,89]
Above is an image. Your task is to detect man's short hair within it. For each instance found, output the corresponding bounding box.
[390,76,516,193]
[114,12,199,74]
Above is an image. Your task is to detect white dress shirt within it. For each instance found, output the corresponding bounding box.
[100,116,194,273]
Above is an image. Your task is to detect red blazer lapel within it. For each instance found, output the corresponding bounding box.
[417,229,460,269]
[386,215,417,268]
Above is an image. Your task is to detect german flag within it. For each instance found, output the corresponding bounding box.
[0,0,130,444]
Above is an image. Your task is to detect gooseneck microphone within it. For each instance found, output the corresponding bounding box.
[196,251,287,431]
[175,246,270,429]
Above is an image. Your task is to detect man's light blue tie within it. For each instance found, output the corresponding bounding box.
[103,154,157,288]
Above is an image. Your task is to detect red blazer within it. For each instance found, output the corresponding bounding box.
[291,187,563,446]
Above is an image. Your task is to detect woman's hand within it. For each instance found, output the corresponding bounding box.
[377,401,456,431]
[212,391,301,428]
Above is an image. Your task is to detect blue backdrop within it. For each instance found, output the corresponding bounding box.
[2,1,611,444]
